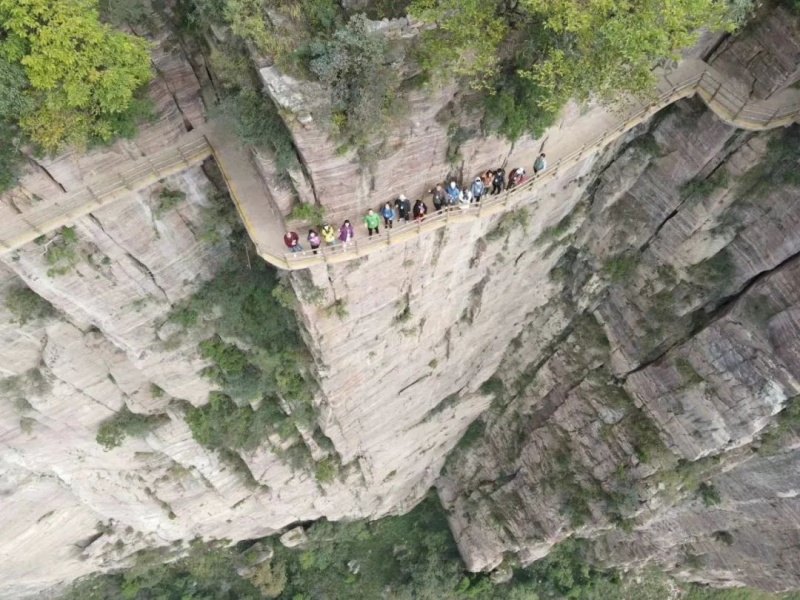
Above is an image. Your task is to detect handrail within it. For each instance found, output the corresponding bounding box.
[273,65,800,270]
[0,133,211,251]
[1,59,798,266]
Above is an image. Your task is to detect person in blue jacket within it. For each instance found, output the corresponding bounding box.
[471,177,485,203]
[381,202,396,229]
[445,181,460,205]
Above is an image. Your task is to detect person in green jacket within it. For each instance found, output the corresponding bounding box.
[364,208,381,237]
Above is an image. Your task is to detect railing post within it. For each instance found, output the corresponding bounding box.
[284,253,292,270]
[709,81,723,104]
[119,174,133,191]
[178,147,190,166]
[88,186,102,205]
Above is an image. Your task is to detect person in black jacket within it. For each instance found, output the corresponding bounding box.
[492,168,505,195]
[395,194,411,223]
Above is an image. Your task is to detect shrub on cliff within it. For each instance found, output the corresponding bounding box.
[307,14,404,154]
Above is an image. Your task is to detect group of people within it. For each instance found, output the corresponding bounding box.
[283,153,548,253]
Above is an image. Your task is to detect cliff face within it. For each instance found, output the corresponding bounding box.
[437,105,800,590]
[1,7,800,599]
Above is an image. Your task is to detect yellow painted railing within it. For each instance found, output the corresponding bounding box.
[274,68,800,270]
[0,134,211,252]
[1,62,797,268]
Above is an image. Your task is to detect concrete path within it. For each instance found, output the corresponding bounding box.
[1,58,798,270]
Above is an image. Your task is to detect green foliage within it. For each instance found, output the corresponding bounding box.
[483,72,560,141]
[4,286,54,324]
[323,298,349,319]
[154,187,186,218]
[56,493,788,600]
[698,482,722,507]
[758,395,800,455]
[184,391,290,451]
[216,90,300,178]
[676,358,703,386]
[0,0,153,152]
[480,377,506,399]
[96,407,166,450]
[688,249,735,289]
[602,251,640,283]
[313,456,339,484]
[99,0,156,28]
[486,208,531,242]
[423,392,461,422]
[288,203,328,227]
[307,14,403,153]
[44,227,81,277]
[411,0,729,137]
[536,209,575,246]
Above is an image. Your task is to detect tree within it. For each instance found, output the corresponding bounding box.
[517,0,729,110]
[308,14,402,151]
[0,0,153,151]
[409,0,730,132]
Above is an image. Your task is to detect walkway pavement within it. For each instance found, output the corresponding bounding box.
[0,58,798,269]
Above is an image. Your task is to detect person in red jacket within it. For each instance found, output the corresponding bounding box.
[283,231,303,253]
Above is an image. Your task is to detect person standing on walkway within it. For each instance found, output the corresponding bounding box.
[492,169,505,195]
[460,185,472,209]
[395,194,411,223]
[339,220,354,247]
[364,209,381,237]
[471,177,485,204]
[381,202,396,229]
[481,170,494,193]
[431,185,446,213]
[413,199,427,221]
[320,223,336,246]
[508,167,526,189]
[534,153,547,175]
[445,181,460,206]
[307,229,321,254]
[283,231,303,253]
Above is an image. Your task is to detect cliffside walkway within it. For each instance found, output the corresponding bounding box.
[0,59,798,268]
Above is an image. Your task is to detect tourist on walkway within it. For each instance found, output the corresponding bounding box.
[364,209,381,237]
[460,186,472,209]
[381,203,396,229]
[339,220,354,247]
[283,231,303,253]
[492,168,505,195]
[395,194,411,223]
[481,170,494,193]
[445,181,460,206]
[508,167,526,189]
[413,199,427,221]
[307,229,321,254]
[534,153,547,175]
[471,177,485,203]
[320,223,336,246]
[431,185,446,212]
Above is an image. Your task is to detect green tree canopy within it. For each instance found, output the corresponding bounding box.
[410,0,730,137]
[0,0,153,151]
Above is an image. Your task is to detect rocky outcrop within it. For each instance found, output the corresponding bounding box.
[436,100,800,591]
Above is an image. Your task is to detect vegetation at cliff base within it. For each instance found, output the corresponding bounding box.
[59,495,794,600]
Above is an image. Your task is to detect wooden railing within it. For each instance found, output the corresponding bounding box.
[1,61,797,267]
[0,134,211,252]
[274,68,800,270]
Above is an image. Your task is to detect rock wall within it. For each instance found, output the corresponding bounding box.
[436,102,800,591]
[2,6,800,599]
